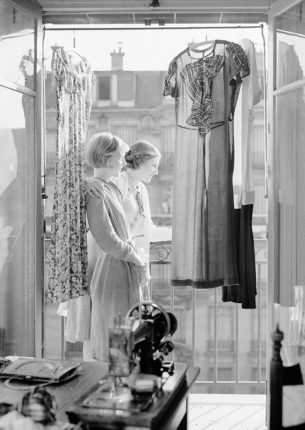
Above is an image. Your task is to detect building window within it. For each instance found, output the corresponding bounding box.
[209,367,233,381]
[118,73,134,101]
[98,76,111,100]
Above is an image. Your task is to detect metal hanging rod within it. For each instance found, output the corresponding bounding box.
[44,24,265,31]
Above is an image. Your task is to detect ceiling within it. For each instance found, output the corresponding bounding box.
[19,0,274,24]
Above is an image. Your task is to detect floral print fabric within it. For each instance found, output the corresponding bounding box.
[47,47,94,303]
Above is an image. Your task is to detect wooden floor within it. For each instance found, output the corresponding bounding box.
[189,394,266,430]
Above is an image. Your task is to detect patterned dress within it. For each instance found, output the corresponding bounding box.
[163,40,249,288]
[48,47,94,303]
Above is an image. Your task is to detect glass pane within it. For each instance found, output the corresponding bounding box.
[0,0,35,89]
[194,289,216,384]
[276,0,305,88]
[0,86,36,356]
[275,87,305,307]
[173,286,193,366]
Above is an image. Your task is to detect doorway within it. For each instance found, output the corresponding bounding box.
[42,24,268,394]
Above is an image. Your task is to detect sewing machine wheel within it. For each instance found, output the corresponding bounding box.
[127,302,171,339]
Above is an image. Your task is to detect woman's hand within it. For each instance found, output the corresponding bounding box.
[133,254,145,267]
[135,263,151,286]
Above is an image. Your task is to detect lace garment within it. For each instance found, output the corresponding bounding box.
[48,47,94,303]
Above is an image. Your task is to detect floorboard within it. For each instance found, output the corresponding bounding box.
[189,394,267,430]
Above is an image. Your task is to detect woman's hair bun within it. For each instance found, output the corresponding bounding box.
[125,151,142,168]
[125,150,134,161]
[125,140,160,170]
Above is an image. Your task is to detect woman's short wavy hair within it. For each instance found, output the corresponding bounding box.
[125,140,161,170]
[85,132,127,168]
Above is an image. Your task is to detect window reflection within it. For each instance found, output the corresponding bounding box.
[0,86,36,356]
[276,0,305,87]
[275,87,305,306]
[0,0,35,89]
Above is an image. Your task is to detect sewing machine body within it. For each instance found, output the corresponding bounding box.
[128,302,177,377]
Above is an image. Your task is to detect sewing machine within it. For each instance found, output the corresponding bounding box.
[127,302,177,377]
[65,303,201,429]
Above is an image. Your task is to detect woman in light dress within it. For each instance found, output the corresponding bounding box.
[82,132,150,361]
[111,140,161,301]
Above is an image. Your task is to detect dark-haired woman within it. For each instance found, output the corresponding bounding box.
[111,140,161,301]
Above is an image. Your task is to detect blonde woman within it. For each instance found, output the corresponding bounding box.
[83,132,149,361]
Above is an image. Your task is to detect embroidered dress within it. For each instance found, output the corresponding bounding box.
[181,55,223,136]
[111,173,154,260]
[163,40,249,288]
[111,172,155,301]
[48,47,94,303]
[83,178,148,361]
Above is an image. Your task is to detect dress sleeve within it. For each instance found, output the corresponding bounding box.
[241,39,261,108]
[226,42,250,81]
[86,190,142,265]
[139,182,156,239]
[163,59,177,97]
[225,42,250,118]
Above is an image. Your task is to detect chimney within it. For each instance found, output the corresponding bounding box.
[110,46,124,71]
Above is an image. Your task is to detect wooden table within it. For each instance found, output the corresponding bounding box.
[0,362,199,429]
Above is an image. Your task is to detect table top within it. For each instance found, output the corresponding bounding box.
[67,363,199,429]
[0,361,199,427]
[0,361,108,421]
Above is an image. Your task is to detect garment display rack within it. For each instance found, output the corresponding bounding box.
[45,24,264,31]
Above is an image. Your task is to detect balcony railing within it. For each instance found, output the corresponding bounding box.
[149,238,267,394]
[44,237,267,394]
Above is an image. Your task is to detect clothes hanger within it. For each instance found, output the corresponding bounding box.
[188,38,229,53]
[51,44,85,67]
[51,44,83,59]
[69,30,86,62]
[69,48,85,60]
[51,43,62,51]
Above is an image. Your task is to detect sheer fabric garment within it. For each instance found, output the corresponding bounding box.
[48,47,94,303]
[111,172,154,300]
[275,41,305,306]
[222,39,261,308]
[83,178,148,361]
[111,172,155,263]
[164,40,249,288]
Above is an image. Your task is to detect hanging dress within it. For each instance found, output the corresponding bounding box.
[47,47,94,303]
[222,39,261,308]
[163,40,249,288]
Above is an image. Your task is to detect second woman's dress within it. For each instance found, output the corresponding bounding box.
[111,172,155,301]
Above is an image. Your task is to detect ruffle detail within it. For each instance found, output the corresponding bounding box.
[181,55,223,137]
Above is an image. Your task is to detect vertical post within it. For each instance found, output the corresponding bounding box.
[269,325,284,430]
